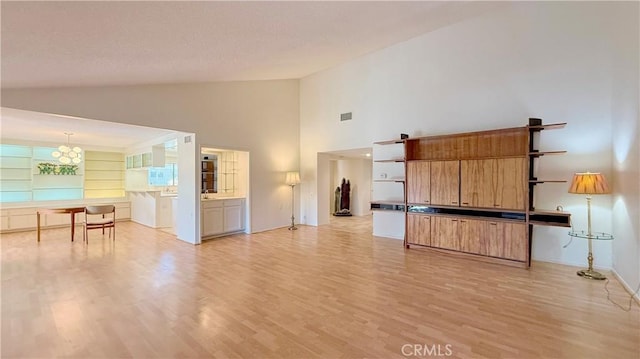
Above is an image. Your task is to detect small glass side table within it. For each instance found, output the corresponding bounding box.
[568,230,614,280]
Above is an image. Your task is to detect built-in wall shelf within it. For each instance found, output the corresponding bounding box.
[527,122,567,131]
[370,118,571,269]
[374,158,405,163]
[370,202,405,212]
[528,210,571,227]
[372,139,406,226]
[373,139,405,145]
[529,180,567,184]
[528,151,567,157]
[33,174,82,177]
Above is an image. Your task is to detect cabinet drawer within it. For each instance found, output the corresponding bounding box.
[10,214,37,230]
[223,199,243,207]
[9,208,37,216]
[202,200,223,209]
[1,216,9,231]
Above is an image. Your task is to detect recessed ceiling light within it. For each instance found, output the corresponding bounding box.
[365,153,371,157]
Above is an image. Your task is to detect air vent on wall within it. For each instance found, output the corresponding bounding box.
[340,112,353,121]
[184,135,192,143]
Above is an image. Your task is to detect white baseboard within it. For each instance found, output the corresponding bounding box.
[611,269,640,305]
[534,258,611,271]
[372,233,404,240]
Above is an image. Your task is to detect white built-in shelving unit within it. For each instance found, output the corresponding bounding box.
[371,139,406,240]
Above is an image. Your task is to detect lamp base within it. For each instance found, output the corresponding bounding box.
[577,269,606,280]
[288,226,298,231]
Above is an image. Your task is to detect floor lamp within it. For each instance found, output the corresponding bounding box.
[568,172,610,280]
[286,171,301,230]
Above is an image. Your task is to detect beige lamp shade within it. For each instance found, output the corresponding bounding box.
[568,172,610,194]
[285,171,300,186]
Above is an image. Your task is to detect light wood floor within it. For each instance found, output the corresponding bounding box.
[2,217,639,358]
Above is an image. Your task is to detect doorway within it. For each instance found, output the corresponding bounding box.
[199,146,251,239]
[318,148,373,227]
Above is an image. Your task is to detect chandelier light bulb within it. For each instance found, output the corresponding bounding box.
[52,133,83,165]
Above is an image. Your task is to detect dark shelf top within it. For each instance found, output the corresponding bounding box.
[370,200,405,206]
[528,220,571,228]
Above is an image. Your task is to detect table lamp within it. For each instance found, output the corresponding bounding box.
[568,172,610,280]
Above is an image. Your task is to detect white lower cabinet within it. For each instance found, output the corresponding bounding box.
[0,207,43,231]
[202,202,224,236]
[0,202,131,233]
[202,198,245,238]
[224,205,243,232]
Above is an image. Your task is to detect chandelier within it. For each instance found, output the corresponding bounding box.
[52,132,82,164]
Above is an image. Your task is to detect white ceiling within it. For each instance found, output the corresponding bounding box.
[1,1,502,88]
[1,1,502,147]
[0,107,176,149]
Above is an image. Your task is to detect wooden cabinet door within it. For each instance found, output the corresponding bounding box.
[459,218,488,255]
[486,221,527,261]
[500,222,527,261]
[430,216,460,251]
[460,159,494,208]
[430,160,460,206]
[407,161,430,204]
[407,213,431,246]
[494,157,527,211]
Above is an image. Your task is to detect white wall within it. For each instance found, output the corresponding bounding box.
[2,80,300,241]
[610,3,640,297]
[300,2,637,268]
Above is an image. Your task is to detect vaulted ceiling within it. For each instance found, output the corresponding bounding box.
[1,1,503,146]
[1,1,502,88]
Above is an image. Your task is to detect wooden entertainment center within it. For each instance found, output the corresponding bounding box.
[371,119,571,268]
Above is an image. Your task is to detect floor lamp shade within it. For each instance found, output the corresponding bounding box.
[568,172,610,195]
[286,171,300,186]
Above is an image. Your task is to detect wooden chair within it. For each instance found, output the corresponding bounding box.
[83,205,116,242]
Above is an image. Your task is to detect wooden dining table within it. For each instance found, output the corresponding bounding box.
[36,207,86,242]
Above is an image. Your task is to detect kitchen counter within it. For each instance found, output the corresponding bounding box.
[201,196,244,201]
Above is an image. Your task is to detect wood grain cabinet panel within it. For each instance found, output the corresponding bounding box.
[460,159,494,208]
[461,158,526,211]
[407,213,431,246]
[486,222,527,261]
[406,161,430,204]
[459,218,488,255]
[431,216,460,251]
[494,158,527,211]
[430,161,459,206]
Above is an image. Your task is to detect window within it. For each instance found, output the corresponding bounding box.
[148,164,178,186]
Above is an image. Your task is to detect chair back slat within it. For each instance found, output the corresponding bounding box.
[86,205,115,215]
